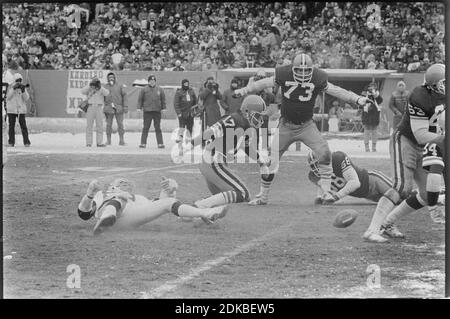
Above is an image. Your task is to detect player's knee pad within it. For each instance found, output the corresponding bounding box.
[383,188,402,205]
[78,209,94,221]
[170,200,182,216]
[406,192,426,209]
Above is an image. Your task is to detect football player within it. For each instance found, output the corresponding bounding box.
[186,95,271,208]
[364,64,446,243]
[308,151,394,204]
[421,108,446,223]
[233,53,368,205]
[77,176,228,235]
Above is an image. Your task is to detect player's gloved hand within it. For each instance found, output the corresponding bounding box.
[321,191,340,204]
[232,87,248,98]
[160,176,178,198]
[87,179,102,197]
[356,96,369,106]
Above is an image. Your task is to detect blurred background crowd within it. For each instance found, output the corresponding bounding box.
[2,2,445,72]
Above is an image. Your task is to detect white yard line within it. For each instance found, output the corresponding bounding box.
[2,163,195,195]
[141,223,293,299]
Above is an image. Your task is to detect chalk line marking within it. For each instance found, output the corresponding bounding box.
[141,223,293,299]
[3,163,195,195]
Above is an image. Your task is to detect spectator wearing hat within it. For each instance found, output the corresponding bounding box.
[137,75,166,148]
[221,78,244,116]
[81,77,110,147]
[104,72,128,146]
[360,83,383,152]
[6,73,31,147]
[174,79,197,143]
[172,60,185,71]
[198,76,222,127]
[388,80,409,130]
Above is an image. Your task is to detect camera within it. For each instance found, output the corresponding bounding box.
[13,82,29,92]
[89,78,101,90]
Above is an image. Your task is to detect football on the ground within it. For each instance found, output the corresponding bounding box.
[333,209,359,228]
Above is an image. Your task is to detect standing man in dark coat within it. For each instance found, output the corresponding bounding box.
[137,75,166,149]
[388,80,409,131]
[198,76,222,127]
[104,72,128,146]
[221,78,244,116]
[174,78,197,142]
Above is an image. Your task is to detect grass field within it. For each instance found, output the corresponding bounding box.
[2,152,445,298]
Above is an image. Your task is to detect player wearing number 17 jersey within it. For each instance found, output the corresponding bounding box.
[363,63,446,243]
[233,53,369,205]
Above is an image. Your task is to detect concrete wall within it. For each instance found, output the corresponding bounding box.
[21,70,425,126]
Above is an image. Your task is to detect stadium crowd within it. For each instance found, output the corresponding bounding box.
[2,2,445,72]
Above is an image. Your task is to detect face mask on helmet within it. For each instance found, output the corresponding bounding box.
[293,64,313,83]
[108,178,135,194]
[292,54,313,84]
[307,152,320,178]
[431,79,445,95]
[245,110,264,128]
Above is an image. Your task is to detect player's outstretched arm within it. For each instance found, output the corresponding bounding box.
[78,179,102,221]
[234,76,275,97]
[324,82,367,106]
[335,167,361,200]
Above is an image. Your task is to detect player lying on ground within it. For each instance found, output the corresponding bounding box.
[77,176,228,235]
[233,53,369,205]
[307,150,395,204]
[184,95,271,208]
[363,64,446,243]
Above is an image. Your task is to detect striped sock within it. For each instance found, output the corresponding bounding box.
[257,176,272,202]
[318,164,332,192]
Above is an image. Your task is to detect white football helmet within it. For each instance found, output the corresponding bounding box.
[292,53,314,84]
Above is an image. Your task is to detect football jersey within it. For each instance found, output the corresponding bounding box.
[275,65,328,124]
[331,151,370,198]
[205,112,252,161]
[397,85,446,146]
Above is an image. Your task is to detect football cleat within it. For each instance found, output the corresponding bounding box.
[363,230,388,243]
[93,213,117,236]
[429,206,445,224]
[201,205,228,224]
[248,195,268,206]
[380,223,405,238]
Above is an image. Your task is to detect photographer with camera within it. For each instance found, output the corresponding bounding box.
[198,76,222,127]
[6,73,31,147]
[81,77,110,147]
[360,83,383,152]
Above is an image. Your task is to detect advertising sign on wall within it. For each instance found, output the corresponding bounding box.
[66,69,108,114]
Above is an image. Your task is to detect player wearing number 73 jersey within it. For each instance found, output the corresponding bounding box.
[363,63,446,243]
[233,53,369,205]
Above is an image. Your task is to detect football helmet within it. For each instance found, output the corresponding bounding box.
[240,95,268,128]
[108,178,135,194]
[425,63,445,96]
[292,53,313,84]
[307,151,320,178]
